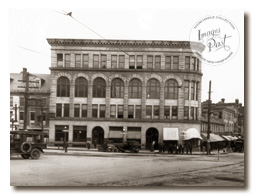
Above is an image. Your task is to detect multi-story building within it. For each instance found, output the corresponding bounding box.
[47,38,204,149]
[201,98,244,136]
[10,71,50,134]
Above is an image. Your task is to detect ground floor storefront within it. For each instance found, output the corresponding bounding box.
[48,120,201,150]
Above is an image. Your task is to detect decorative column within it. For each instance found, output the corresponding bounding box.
[69,78,74,117]
[141,82,147,119]
[123,83,128,119]
[105,84,111,118]
[87,83,93,118]
[159,84,165,119]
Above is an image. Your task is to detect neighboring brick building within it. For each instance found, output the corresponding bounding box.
[10,71,50,134]
[201,98,244,136]
[47,38,205,149]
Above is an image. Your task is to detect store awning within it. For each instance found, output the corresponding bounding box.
[221,135,231,141]
[163,128,179,141]
[201,133,224,142]
[183,128,202,140]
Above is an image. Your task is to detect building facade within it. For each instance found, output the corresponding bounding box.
[47,39,204,149]
[10,71,50,134]
[201,98,244,136]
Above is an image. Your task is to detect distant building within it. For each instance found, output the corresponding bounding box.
[10,71,50,134]
[47,38,205,149]
[201,98,244,136]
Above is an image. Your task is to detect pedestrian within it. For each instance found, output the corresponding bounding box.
[181,144,184,154]
[162,143,165,153]
[185,142,189,154]
[151,141,155,152]
[93,140,97,149]
[189,142,192,154]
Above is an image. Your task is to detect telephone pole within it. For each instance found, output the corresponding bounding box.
[207,80,212,155]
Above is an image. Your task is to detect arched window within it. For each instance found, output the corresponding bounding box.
[93,78,106,98]
[165,79,178,99]
[75,77,88,97]
[57,77,70,97]
[129,79,142,98]
[111,78,124,98]
[147,79,160,99]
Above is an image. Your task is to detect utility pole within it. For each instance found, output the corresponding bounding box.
[207,80,212,155]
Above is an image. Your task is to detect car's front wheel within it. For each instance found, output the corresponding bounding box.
[30,148,41,160]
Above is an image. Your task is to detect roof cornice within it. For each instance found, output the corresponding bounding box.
[46,38,205,52]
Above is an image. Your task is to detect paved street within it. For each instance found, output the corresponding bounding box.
[10,150,244,187]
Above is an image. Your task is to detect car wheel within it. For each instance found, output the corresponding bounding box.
[30,148,41,160]
[21,154,30,159]
[134,146,140,153]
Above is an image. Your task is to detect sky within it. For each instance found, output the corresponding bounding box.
[8,8,244,105]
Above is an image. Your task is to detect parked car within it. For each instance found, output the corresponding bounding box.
[231,138,244,152]
[10,131,47,159]
[98,140,140,153]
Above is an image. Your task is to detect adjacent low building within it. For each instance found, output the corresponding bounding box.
[47,38,205,149]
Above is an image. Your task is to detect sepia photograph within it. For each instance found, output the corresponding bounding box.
[4,0,250,193]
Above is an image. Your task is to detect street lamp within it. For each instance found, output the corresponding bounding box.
[121,128,127,143]
[62,126,69,153]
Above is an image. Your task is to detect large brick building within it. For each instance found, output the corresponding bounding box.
[47,38,205,149]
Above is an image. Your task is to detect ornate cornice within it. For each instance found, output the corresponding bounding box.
[47,38,205,52]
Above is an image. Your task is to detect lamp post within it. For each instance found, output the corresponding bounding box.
[121,128,127,143]
[62,126,69,153]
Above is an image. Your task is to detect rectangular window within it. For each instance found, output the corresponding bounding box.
[93,54,99,68]
[64,104,69,117]
[155,56,161,69]
[146,106,152,119]
[117,105,123,118]
[185,56,190,70]
[128,105,134,119]
[101,54,107,68]
[82,54,89,68]
[99,105,105,118]
[74,104,80,117]
[184,106,189,120]
[164,106,170,119]
[119,55,125,69]
[57,54,63,67]
[20,97,25,106]
[153,106,160,119]
[111,55,117,68]
[19,112,24,121]
[73,126,87,142]
[135,105,141,119]
[196,107,198,120]
[137,55,143,69]
[165,56,171,70]
[129,55,135,69]
[110,105,116,118]
[75,54,81,67]
[191,81,195,100]
[81,104,87,117]
[92,105,98,118]
[30,112,35,121]
[196,82,199,100]
[172,106,178,119]
[196,58,200,71]
[147,56,153,69]
[190,107,194,120]
[65,54,71,67]
[55,125,69,142]
[173,56,179,70]
[184,81,190,100]
[56,104,62,117]
[190,57,196,70]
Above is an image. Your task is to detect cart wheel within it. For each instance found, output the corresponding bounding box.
[30,148,41,159]
[21,154,30,159]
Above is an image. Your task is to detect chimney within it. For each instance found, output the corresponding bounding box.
[22,68,27,81]
[221,98,225,103]
[235,99,239,105]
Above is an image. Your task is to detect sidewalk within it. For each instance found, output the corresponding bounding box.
[44,146,227,157]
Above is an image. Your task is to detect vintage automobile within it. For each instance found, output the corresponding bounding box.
[231,138,244,152]
[10,130,47,159]
[98,140,140,153]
